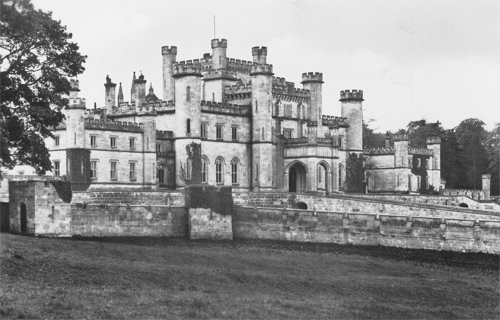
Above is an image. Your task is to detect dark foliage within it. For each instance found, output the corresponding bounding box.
[0,0,86,174]
[49,180,72,203]
[345,152,364,193]
[66,148,91,191]
[410,154,432,193]
[185,185,233,216]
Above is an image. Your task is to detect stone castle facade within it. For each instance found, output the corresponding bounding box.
[45,38,441,194]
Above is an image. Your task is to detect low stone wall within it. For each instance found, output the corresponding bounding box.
[188,208,232,240]
[235,192,500,221]
[72,191,185,206]
[233,206,500,254]
[71,204,188,237]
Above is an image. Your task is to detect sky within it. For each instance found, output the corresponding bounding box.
[32,0,500,132]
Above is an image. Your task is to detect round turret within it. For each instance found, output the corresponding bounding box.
[162,45,177,102]
[301,72,324,84]
[161,46,177,56]
[340,89,364,152]
[211,39,227,70]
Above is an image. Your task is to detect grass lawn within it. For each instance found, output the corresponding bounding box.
[1,233,498,319]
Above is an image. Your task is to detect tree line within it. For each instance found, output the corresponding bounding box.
[364,118,500,196]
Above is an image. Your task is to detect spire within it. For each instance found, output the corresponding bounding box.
[118,82,123,103]
[149,83,154,94]
[133,71,136,81]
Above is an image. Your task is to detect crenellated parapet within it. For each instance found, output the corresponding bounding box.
[161,46,177,55]
[172,62,202,77]
[272,77,310,99]
[363,146,396,155]
[227,58,254,74]
[408,147,434,155]
[67,97,86,109]
[250,64,273,76]
[426,137,441,144]
[84,119,143,132]
[322,115,348,128]
[211,38,227,49]
[200,100,251,115]
[69,79,80,92]
[339,89,364,101]
[225,81,252,94]
[156,130,174,140]
[203,68,236,81]
[283,137,308,144]
[393,134,409,141]
[252,46,267,57]
[301,72,323,84]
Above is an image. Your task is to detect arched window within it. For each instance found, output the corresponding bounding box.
[158,163,166,184]
[212,92,215,102]
[215,157,224,184]
[338,164,345,188]
[255,100,258,112]
[186,118,191,135]
[201,156,209,183]
[261,127,265,141]
[231,158,239,184]
[186,86,191,102]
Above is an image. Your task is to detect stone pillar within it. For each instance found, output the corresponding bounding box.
[482,174,491,200]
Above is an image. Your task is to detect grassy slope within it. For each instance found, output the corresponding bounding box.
[1,234,499,319]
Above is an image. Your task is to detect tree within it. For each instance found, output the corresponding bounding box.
[0,0,86,174]
[362,119,385,148]
[455,118,489,190]
[485,123,500,196]
[406,119,444,148]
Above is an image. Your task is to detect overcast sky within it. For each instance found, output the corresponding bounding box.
[32,0,499,132]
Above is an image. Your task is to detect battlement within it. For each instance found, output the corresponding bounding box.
[339,89,364,101]
[363,146,396,155]
[211,38,227,48]
[70,79,80,91]
[250,64,273,76]
[203,68,236,81]
[161,46,177,55]
[426,137,441,145]
[84,108,104,116]
[393,134,409,141]
[408,147,434,155]
[283,137,308,144]
[226,58,254,73]
[225,82,252,94]
[321,115,348,127]
[200,100,251,115]
[317,137,333,144]
[272,78,310,98]
[252,46,268,56]
[84,119,143,132]
[301,72,323,84]
[156,130,174,139]
[173,62,202,77]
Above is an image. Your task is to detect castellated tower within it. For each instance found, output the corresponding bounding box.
[137,107,158,186]
[250,63,274,191]
[131,72,147,106]
[65,79,86,149]
[340,90,364,152]
[162,46,177,102]
[173,62,203,187]
[302,72,323,136]
[104,75,116,115]
[393,134,409,192]
[426,137,441,190]
[252,46,267,64]
[211,39,227,70]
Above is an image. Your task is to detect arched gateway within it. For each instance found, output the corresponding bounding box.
[287,161,307,193]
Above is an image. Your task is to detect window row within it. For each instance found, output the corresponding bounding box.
[52,160,140,181]
[198,122,239,141]
[54,135,140,149]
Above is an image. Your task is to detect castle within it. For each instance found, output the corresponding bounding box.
[44,38,442,194]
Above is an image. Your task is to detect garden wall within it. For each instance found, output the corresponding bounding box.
[233,206,500,254]
[188,208,232,240]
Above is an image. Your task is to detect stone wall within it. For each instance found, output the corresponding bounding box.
[188,208,232,240]
[71,204,187,237]
[233,206,500,254]
[71,191,185,206]
[233,192,500,221]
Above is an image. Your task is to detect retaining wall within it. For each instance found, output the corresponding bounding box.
[188,208,232,240]
[233,206,500,254]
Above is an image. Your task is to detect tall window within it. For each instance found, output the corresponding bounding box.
[212,92,215,102]
[268,164,271,181]
[215,158,224,184]
[186,158,192,179]
[283,129,292,139]
[425,159,429,169]
[231,158,239,184]
[53,161,60,177]
[285,104,292,117]
[129,138,136,150]
[216,125,223,140]
[186,86,191,102]
[255,100,258,112]
[54,136,60,147]
[232,126,238,141]
[110,137,116,148]
[261,127,265,140]
[201,123,207,138]
[158,165,165,184]
[417,176,421,190]
[90,135,97,147]
[338,164,344,188]
[201,158,208,183]
[110,161,117,180]
[408,158,412,168]
[417,158,421,168]
[130,162,136,181]
[90,161,97,180]
[186,118,191,135]
[156,143,161,152]
[338,137,343,149]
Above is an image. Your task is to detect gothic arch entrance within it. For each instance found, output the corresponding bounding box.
[317,161,331,194]
[20,203,27,233]
[288,162,307,193]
